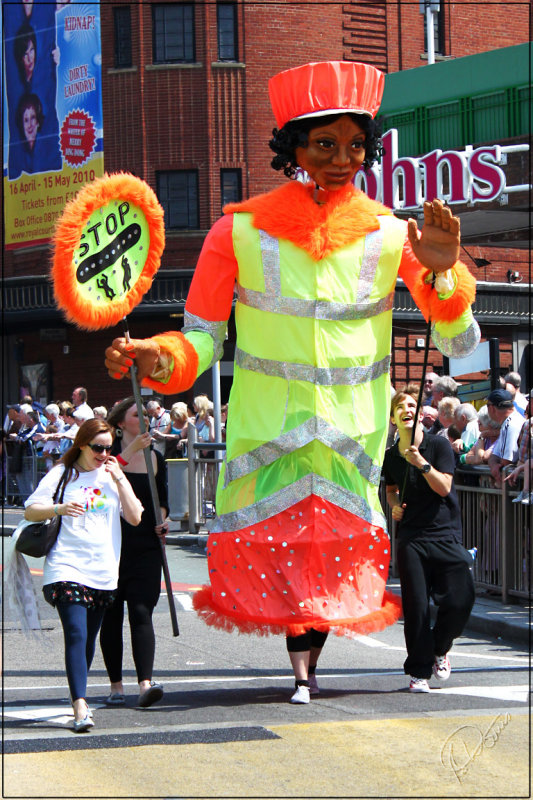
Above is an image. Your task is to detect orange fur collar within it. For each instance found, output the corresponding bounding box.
[224,182,393,261]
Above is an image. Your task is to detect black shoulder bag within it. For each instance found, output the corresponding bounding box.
[15,470,69,558]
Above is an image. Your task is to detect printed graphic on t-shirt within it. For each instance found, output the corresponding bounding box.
[77,485,113,514]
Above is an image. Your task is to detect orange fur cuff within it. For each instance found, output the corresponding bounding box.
[141,332,199,395]
[401,255,476,324]
[428,260,476,323]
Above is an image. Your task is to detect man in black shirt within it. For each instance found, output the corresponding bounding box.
[383,387,475,693]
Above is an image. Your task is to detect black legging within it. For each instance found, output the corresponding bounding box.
[99,593,156,684]
[286,628,329,652]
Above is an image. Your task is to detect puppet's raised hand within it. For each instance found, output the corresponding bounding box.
[407,199,460,274]
[105,337,160,382]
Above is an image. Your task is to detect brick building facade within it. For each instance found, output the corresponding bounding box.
[3,0,531,407]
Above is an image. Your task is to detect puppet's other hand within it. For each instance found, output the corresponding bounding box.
[407,199,460,274]
[105,337,160,382]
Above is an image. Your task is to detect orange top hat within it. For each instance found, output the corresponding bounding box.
[268,61,384,129]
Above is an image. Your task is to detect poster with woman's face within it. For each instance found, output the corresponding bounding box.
[2,0,104,249]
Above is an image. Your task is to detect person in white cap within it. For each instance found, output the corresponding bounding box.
[105,61,480,703]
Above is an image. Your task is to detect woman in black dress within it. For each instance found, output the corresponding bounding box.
[100,397,169,707]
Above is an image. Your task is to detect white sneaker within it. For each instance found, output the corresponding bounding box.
[308,673,319,695]
[521,492,533,505]
[409,677,430,693]
[433,654,451,682]
[512,491,525,503]
[290,685,310,704]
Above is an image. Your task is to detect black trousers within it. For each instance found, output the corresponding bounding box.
[396,539,475,679]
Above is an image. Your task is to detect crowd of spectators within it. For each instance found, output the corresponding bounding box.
[416,370,532,503]
[3,387,224,503]
[4,371,531,506]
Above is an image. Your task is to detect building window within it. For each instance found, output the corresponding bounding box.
[157,171,199,230]
[221,169,242,210]
[217,3,237,61]
[423,4,444,55]
[153,4,195,64]
[113,6,132,68]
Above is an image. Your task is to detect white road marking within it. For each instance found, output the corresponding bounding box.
[174,592,194,611]
[352,637,527,663]
[3,680,529,724]
[3,665,527,694]
[3,706,74,723]
[352,634,390,648]
[434,684,529,703]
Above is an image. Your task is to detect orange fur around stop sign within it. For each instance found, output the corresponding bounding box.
[52,172,165,330]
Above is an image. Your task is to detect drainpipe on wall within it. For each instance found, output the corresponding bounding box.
[426,4,436,65]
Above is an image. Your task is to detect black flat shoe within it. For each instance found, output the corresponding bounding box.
[138,682,163,708]
[105,692,125,706]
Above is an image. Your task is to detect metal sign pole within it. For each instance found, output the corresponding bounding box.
[122,318,179,636]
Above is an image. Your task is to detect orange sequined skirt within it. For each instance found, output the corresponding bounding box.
[193,494,402,637]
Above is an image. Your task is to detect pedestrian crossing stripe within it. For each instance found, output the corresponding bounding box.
[3,685,528,725]
[435,684,529,703]
[3,705,76,723]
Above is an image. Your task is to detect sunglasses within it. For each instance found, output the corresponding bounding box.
[88,443,113,454]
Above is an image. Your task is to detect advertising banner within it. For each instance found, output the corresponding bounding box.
[3,0,103,249]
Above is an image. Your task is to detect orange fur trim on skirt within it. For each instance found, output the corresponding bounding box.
[141,331,199,394]
[52,172,165,330]
[193,585,402,638]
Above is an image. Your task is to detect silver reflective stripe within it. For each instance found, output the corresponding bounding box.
[210,474,387,533]
[182,311,227,367]
[237,284,394,320]
[259,230,281,295]
[431,319,481,359]
[356,226,383,304]
[238,223,392,321]
[235,348,391,386]
[224,416,381,487]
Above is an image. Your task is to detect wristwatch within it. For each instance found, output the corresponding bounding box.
[419,463,431,474]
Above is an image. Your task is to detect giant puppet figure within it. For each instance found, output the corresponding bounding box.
[105,62,480,698]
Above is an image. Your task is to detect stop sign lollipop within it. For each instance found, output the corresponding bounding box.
[52,173,179,635]
[52,172,165,330]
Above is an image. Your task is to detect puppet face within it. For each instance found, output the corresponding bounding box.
[22,105,39,148]
[294,114,366,192]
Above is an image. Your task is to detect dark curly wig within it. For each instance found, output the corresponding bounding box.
[269,112,382,179]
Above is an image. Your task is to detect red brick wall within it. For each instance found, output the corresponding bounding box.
[4,0,530,399]
[446,0,531,58]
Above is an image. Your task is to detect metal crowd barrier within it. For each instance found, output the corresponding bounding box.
[383,465,530,603]
[166,423,224,534]
[454,464,530,603]
[4,439,47,507]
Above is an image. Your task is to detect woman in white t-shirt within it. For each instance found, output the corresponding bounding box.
[24,419,143,732]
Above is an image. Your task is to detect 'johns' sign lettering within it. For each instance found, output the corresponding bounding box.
[353,129,529,211]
